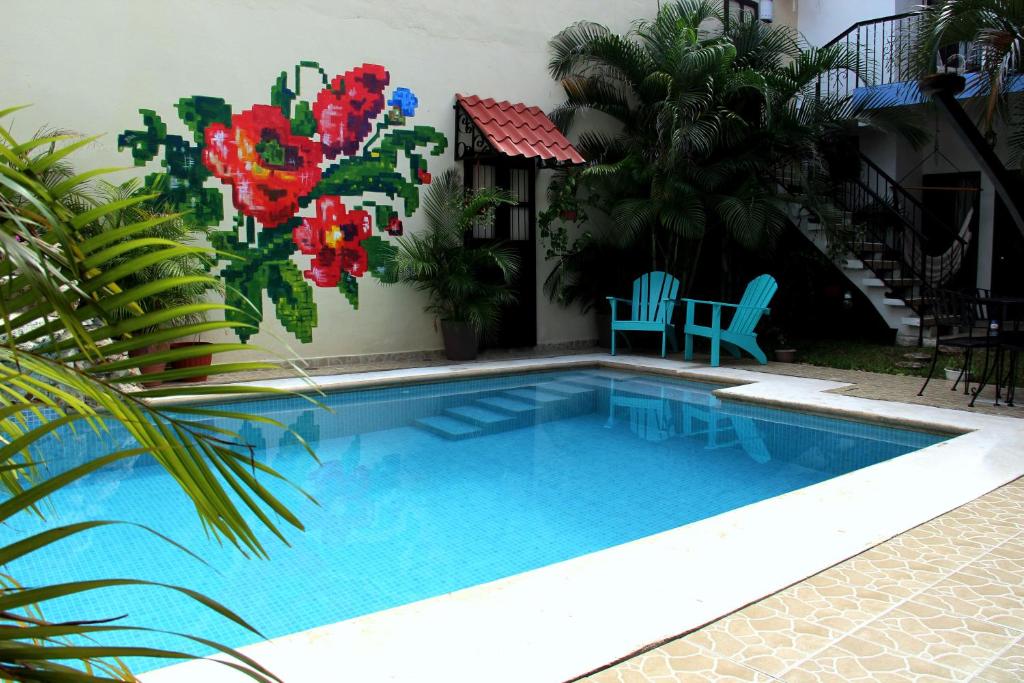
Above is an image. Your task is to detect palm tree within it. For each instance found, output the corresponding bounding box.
[546,0,919,293]
[0,105,316,681]
[85,177,221,332]
[913,0,1024,161]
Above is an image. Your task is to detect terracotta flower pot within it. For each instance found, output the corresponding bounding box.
[441,321,478,361]
[168,341,213,382]
[774,348,797,363]
[128,343,170,388]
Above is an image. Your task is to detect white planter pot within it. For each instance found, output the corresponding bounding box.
[945,367,971,382]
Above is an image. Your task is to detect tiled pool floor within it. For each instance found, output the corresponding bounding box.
[581,476,1024,682]
[148,353,1023,682]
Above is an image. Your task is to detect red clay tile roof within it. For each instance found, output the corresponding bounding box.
[456,94,585,165]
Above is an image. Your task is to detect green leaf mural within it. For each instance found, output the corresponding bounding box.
[339,272,359,310]
[269,259,317,343]
[119,61,449,345]
[175,96,232,145]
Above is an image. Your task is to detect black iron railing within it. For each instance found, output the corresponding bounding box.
[777,154,969,314]
[844,154,968,297]
[815,11,1021,103]
[816,13,918,102]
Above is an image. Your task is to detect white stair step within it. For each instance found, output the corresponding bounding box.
[503,388,570,405]
[883,297,909,307]
[443,405,516,428]
[414,416,482,440]
[562,375,613,389]
[862,277,886,288]
[578,369,632,380]
[475,396,539,415]
[843,259,865,270]
[534,382,596,397]
[901,316,922,327]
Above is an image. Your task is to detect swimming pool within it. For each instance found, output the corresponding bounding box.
[9,368,945,670]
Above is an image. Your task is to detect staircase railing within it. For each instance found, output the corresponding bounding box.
[803,11,983,345]
[777,153,969,310]
[847,154,969,290]
[816,13,918,102]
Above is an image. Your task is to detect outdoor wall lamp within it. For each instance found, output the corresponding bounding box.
[759,0,774,22]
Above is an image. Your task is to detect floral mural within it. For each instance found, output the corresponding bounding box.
[118,61,449,344]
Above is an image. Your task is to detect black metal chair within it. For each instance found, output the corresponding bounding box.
[918,288,1000,397]
[1005,334,1023,406]
[969,294,1024,407]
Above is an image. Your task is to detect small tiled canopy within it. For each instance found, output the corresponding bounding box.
[455,94,585,167]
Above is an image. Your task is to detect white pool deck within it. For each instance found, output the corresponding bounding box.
[142,354,1024,683]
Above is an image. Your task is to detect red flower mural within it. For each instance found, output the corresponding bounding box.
[313,64,390,159]
[120,59,450,344]
[385,213,404,236]
[292,196,372,287]
[203,105,323,228]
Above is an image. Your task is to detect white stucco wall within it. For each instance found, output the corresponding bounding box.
[797,0,899,46]
[4,0,659,362]
[765,0,799,30]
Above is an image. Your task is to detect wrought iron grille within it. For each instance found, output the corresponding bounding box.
[455,105,495,161]
[723,0,758,23]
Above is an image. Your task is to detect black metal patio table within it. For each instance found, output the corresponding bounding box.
[970,295,1024,407]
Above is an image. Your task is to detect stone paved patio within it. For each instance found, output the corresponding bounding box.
[578,477,1024,683]
[751,362,1023,419]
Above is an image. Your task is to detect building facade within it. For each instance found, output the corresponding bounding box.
[4,0,659,363]
[6,0,1017,357]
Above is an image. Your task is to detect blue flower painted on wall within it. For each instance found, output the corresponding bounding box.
[388,88,419,117]
[118,61,449,344]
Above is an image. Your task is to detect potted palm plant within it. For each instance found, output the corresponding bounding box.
[384,169,520,360]
[88,178,220,384]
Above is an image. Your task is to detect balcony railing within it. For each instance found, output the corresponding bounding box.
[816,13,918,102]
[815,11,1019,103]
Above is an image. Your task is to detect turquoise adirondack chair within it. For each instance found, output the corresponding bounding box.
[682,274,778,367]
[607,271,681,358]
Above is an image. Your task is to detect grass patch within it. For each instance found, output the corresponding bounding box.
[791,338,1022,383]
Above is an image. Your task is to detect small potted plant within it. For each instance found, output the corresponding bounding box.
[773,330,797,363]
[944,366,971,383]
[384,169,519,360]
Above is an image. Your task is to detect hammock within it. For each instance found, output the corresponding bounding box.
[904,206,974,287]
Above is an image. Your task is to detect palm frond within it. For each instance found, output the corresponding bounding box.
[0,109,320,681]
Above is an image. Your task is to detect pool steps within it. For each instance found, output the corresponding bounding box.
[412,415,483,439]
[443,405,518,428]
[475,396,541,414]
[412,373,606,440]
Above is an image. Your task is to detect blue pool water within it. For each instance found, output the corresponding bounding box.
[8,369,944,669]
